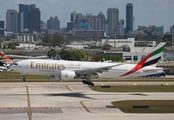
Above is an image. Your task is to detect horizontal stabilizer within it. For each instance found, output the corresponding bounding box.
[142,67,163,72]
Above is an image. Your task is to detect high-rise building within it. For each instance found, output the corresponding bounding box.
[74,12,108,34]
[40,21,47,30]
[116,19,124,36]
[6,9,17,33]
[70,11,83,22]
[0,20,4,36]
[67,22,75,32]
[107,8,119,36]
[126,3,133,33]
[67,11,83,32]
[29,8,40,33]
[19,4,36,30]
[170,25,174,33]
[97,11,106,19]
[47,16,60,30]
[17,12,24,33]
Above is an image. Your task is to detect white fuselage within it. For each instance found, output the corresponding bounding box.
[98,64,163,79]
[11,59,163,79]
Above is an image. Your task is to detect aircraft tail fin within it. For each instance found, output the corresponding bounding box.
[0,52,13,63]
[139,42,166,68]
[120,42,166,77]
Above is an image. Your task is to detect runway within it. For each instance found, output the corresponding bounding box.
[0,82,174,120]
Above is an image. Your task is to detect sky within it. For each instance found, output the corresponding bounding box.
[0,0,174,32]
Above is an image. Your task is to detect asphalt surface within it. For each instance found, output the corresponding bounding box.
[0,82,174,120]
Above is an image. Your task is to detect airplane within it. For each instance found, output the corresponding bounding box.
[0,64,11,72]
[0,51,48,61]
[10,42,166,86]
[0,52,47,71]
[0,53,13,71]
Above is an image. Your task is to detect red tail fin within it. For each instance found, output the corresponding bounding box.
[0,52,13,63]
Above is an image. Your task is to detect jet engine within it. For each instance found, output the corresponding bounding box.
[60,70,76,80]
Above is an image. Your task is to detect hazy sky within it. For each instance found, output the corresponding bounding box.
[0,0,173,32]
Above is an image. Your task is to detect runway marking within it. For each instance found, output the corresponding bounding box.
[101,83,104,86]
[0,107,62,114]
[26,86,32,120]
[3,86,59,88]
[65,85,72,91]
[0,107,27,114]
[166,83,169,85]
[4,86,25,88]
[80,101,92,113]
[29,86,58,88]
[133,83,137,85]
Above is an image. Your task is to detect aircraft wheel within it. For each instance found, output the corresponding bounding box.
[82,80,88,84]
[23,78,26,81]
[90,82,94,86]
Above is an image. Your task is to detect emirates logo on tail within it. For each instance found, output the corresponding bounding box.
[120,42,166,77]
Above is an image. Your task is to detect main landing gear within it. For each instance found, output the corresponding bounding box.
[22,74,26,81]
[82,80,94,86]
[81,75,94,86]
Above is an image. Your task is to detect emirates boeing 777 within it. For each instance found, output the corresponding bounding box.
[10,42,166,86]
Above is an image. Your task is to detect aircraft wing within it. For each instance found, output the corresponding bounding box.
[75,63,123,75]
[6,55,48,59]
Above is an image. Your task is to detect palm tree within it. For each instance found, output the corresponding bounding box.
[47,48,57,58]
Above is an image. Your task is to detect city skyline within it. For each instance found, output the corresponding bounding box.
[0,0,173,32]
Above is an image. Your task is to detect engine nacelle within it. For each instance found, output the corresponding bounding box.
[61,70,76,80]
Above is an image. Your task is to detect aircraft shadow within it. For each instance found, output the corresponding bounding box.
[43,92,93,99]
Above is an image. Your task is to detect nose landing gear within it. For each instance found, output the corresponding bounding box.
[22,75,26,81]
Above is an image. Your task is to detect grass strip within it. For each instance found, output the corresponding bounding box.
[0,71,174,82]
[90,85,174,92]
[107,100,174,113]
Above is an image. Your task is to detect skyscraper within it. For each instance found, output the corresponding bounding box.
[47,16,60,30]
[40,21,47,30]
[126,3,133,33]
[29,8,40,33]
[0,20,4,36]
[6,9,17,33]
[107,8,119,36]
[97,11,106,19]
[70,11,83,22]
[17,12,24,33]
[116,19,124,36]
[19,4,36,30]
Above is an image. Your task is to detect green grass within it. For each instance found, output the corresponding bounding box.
[0,71,51,82]
[0,71,174,83]
[90,85,174,92]
[107,100,174,113]
[0,71,47,79]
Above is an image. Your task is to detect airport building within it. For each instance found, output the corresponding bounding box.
[96,38,157,62]
[67,38,157,62]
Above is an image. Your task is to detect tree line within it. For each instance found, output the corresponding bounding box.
[47,48,123,62]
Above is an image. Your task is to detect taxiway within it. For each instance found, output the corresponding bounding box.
[0,82,174,120]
